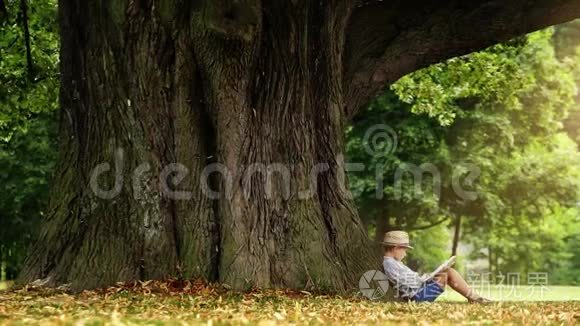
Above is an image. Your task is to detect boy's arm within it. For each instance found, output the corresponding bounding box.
[384,260,424,286]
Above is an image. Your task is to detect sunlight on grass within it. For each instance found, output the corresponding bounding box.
[438,285,580,302]
[0,281,12,291]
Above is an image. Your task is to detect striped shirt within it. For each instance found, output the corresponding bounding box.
[382,256,424,298]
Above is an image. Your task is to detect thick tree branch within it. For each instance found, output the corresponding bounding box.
[407,216,450,231]
[344,0,580,118]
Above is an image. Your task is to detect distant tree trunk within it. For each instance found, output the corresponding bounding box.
[374,207,391,243]
[19,0,34,80]
[374,218,388,244]
[20,0,580,292]
[451,216,461,256]
[1,246,5,282]
[0,0,8,21]
[488,246,493,277]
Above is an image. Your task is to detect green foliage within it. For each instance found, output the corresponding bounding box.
[0,0,58,139]
[463,135,580,284]
[347,28,580,283]
[391,30,577,133]
[405,224,451,272]
[554,21,580,145]
[0,0,59,279]
[552,233,580,285]
[0,112,56,278]
[346,92,448,230]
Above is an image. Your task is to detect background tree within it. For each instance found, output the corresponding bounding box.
[0,0,58,281]
[346,28,580,283]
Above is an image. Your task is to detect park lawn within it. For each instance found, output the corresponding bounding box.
[1,281,579,325]
[438,285,580,302]
[0,282,13,291]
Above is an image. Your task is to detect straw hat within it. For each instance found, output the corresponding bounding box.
[381,230,414,249]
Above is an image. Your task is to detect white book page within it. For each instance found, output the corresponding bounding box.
[421,256,456,282]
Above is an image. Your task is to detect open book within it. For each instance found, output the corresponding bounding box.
[420,255,456,282]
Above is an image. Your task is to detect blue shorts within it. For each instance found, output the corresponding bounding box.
[412,280,444,302]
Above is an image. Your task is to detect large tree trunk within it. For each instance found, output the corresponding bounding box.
[20,0,580,292]
[19,0,380,292]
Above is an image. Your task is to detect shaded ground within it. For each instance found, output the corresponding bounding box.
[0,281,578,325]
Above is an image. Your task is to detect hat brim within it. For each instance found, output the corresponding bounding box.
[381,241,413,249]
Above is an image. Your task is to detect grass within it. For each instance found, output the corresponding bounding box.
[0,280,578,325]
[439,285,580,302]
[0,281,12,291]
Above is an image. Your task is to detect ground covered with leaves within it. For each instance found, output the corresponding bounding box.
[0,280,578,325]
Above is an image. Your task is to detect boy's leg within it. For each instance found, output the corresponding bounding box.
[432,267,480,300]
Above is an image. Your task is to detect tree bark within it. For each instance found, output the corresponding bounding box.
[20,0,380,292]
[20,0,580,292]
[374,214,390,244]
[451,216,461,256]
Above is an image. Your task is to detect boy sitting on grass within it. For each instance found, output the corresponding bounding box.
[382,230,491,303]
